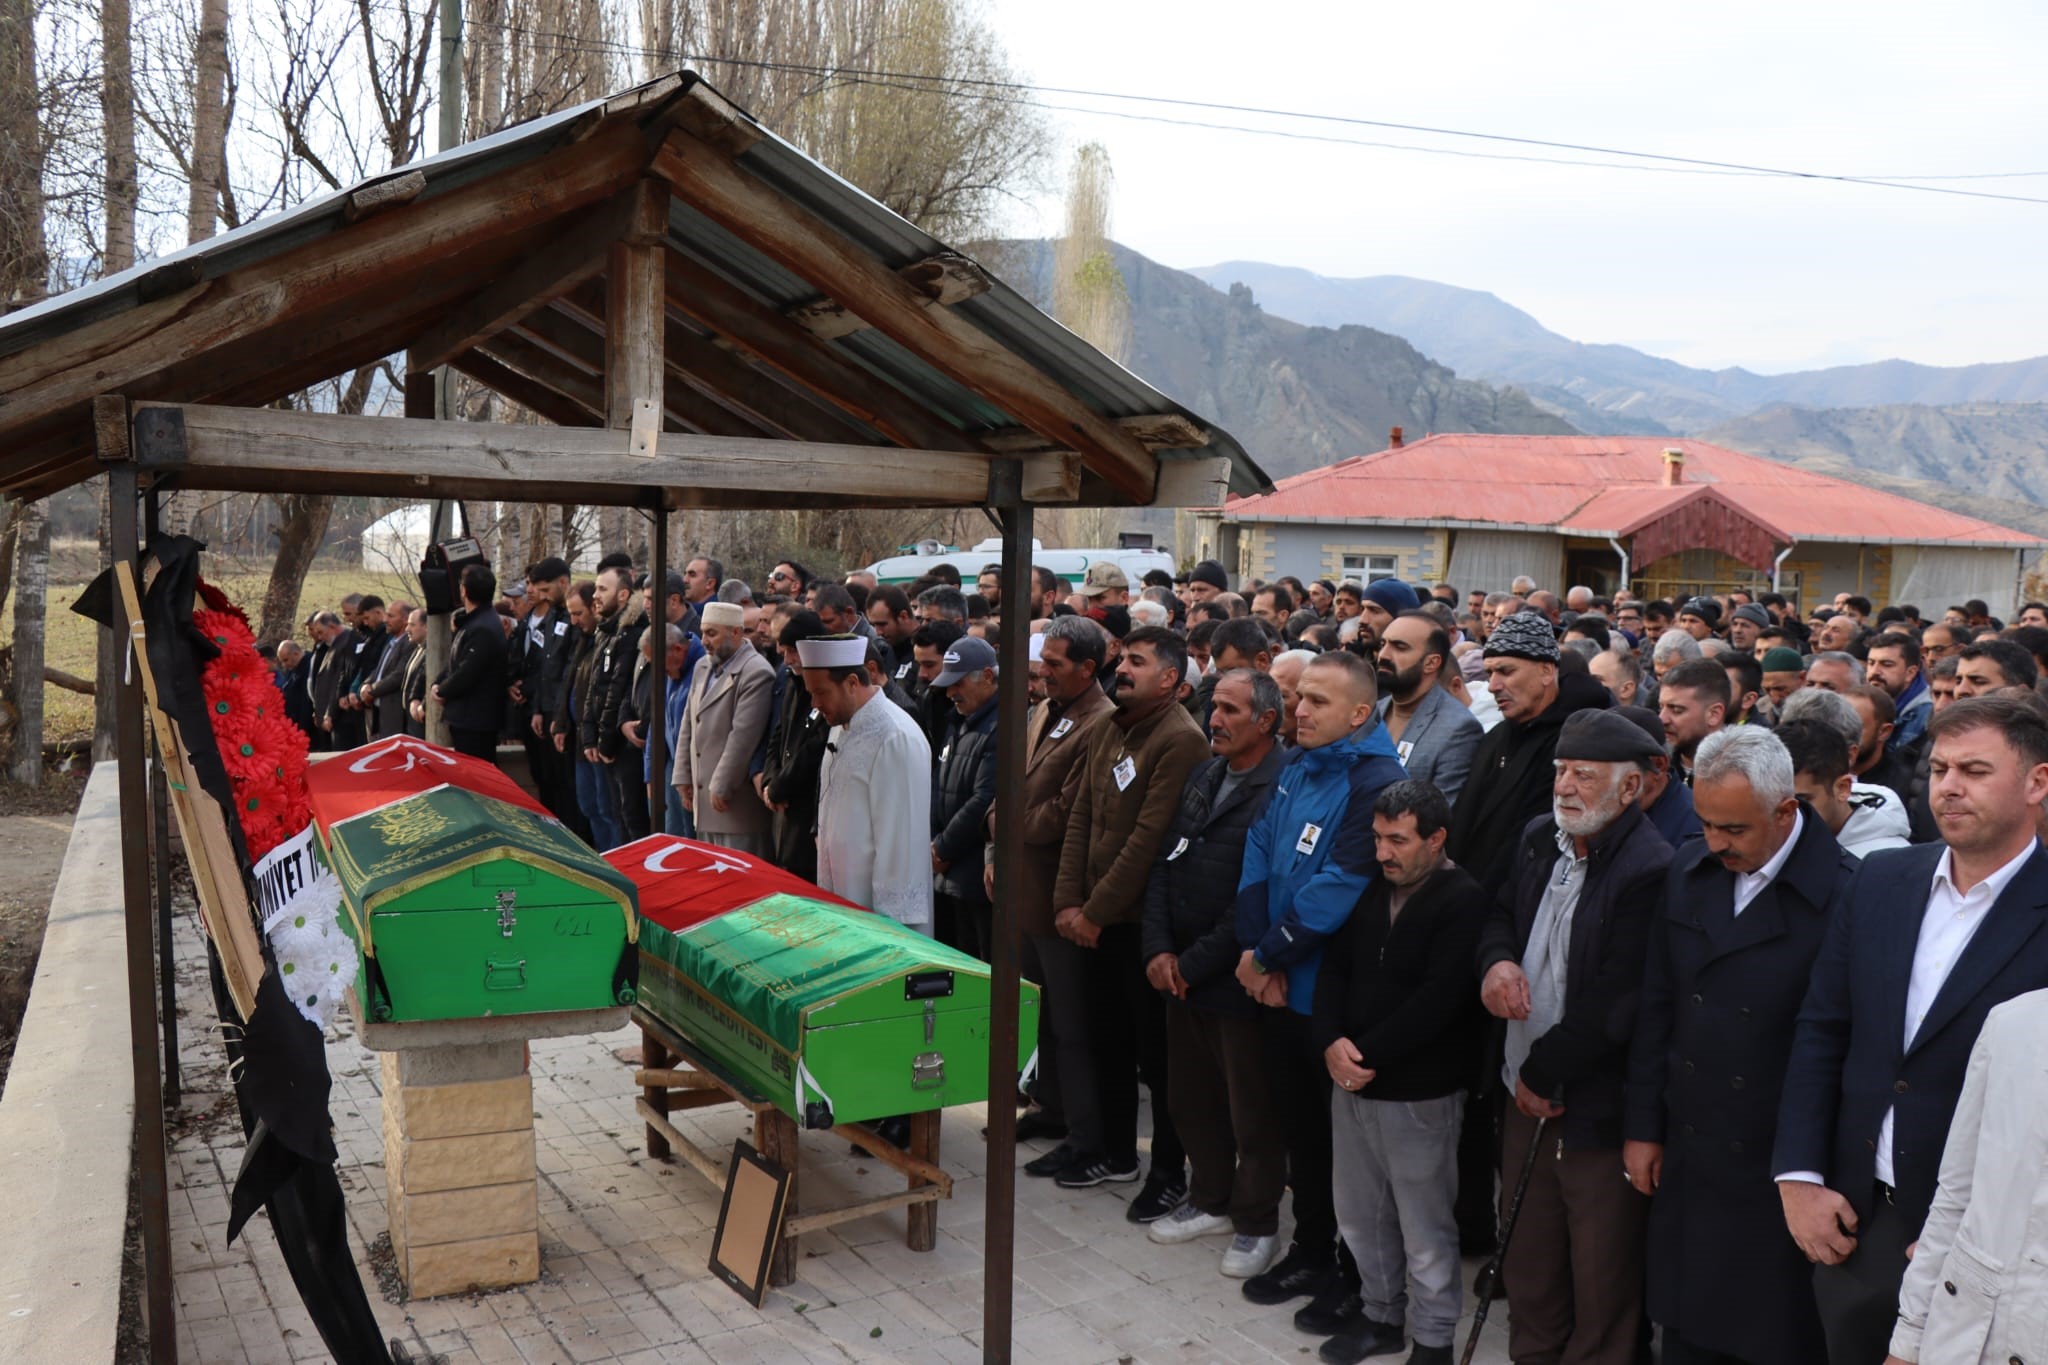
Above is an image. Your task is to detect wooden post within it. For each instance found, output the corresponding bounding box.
[405,369,454,747]
[640,1024,671,1162]
[606,181,669,450]
[98,397,176,1363]
[753,1107,799,1286]
[983,465,1031,1363]
[906,1109,941,1252]
[143,484,178,1108]
[647,502,669,836]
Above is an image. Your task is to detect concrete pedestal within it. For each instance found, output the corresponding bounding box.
[357,1000,628,1299]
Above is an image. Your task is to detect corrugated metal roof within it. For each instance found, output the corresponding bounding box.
[0,70,1265,504]
[1228,434,2039,548]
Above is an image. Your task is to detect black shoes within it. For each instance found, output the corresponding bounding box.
[1402,1346,1451,1365]
[1014,1110,1068,1143]
[1295,1277,1365,1335]
[1054,1153,1141,1189]
[1316,1316,1404,1364]
[1241,1245,1336,1306]
[1023,1141,1084,1178]
[1124,1173,1188,1224]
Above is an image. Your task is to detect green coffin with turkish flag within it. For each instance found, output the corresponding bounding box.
[308,736,638,1023]
[610,834,1038,1129]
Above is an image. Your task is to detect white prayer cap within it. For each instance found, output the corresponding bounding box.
[1028,634,1045,663]
[796,635,867,669]
[701,602,744,628]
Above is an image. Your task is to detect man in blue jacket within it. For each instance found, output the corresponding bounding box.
[1231,649,1408,1338]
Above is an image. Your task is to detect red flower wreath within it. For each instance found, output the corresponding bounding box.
[195,582,310,859]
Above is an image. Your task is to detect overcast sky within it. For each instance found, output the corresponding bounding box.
[983,0,2048,374]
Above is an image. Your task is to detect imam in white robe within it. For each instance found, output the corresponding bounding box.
[816,690,934,931]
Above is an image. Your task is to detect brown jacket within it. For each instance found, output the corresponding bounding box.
[992,685,1115,938]
[1054,697,1209,928]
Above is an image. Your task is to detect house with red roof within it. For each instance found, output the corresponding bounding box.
[1198,432,2044,614]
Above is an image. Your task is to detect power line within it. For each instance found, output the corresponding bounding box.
[463,21,2048,204]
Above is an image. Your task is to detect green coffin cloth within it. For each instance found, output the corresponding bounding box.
[322,785,636,949]
[645,893,985,1053]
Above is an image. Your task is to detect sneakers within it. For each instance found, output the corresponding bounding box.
[1241,1245,1336,1305]
[1296,1275,1366,1335]
[1221,1233,1280,1278]
[1148,1204,1233,1245]
[1126,1174,1188,1224]
[1054,1153,1141,1189]
[1022,1142,1084,1178]
[1316,1315,1403,1364]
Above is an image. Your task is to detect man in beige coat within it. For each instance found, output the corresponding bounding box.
[672,601,774,855]
[1886,986,2048,1365]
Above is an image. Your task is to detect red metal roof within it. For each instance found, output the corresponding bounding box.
[1225,435,2041,547]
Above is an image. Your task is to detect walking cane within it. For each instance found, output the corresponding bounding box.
[1459,1115,1548,1365]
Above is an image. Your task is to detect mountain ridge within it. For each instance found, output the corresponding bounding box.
[1187,260,2048,436]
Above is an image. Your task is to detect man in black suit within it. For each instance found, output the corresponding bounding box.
[1774,692,2048,1364]
[276,639,314,738]
[361,602,417,740]
[432,565,509,763]
[1625,727,1855,1365]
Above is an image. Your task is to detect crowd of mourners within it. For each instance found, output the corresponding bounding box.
[266,551,2048,1365]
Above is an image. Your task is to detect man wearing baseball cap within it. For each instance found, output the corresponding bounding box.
[930,637,1001,958]
[1079,562,1133,640]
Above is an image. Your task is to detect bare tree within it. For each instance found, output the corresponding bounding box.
[10,498,48,784]
[187,0,229,241]
[1049,142,1129,548]
[0,0,49,309]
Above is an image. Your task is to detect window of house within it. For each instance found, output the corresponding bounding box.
[1340,553,1398,583]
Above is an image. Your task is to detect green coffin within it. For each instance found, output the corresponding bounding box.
[319,785,639,1023]
[639,893,1040,1128]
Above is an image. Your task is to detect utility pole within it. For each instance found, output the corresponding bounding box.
[424,0,462,746]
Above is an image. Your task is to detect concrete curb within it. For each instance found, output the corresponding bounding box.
[0,766,134,1362]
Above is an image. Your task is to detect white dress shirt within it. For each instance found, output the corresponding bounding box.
[1778,838,2037,1189]
[1873,841,2035,1184]
[1733,810,1803,917]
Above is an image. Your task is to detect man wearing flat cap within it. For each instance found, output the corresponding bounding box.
[1475,708,1674,1365]
[1441,611,1615,1254]
[1624,727,1852,1365]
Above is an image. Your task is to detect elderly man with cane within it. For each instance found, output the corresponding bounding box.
[1475,709,1673,1365]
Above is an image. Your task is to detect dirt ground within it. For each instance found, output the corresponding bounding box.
[0,773,87,1097]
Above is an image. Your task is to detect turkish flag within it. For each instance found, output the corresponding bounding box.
[305,734,548,833]
[604,834,863,934]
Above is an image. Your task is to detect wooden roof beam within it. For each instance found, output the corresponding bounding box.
[518,298,771,441]
[450,349,602,429]
[786,252,992,340]
[652,128,1159,501]
[661,246,980,454]
[126,402,1081,509]
[0,122,653,439]
[554,281,882,447]
[408,185,656,372]
[980,412,1213,456]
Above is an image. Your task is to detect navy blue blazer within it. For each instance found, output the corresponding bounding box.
[1772,840,2048,1234]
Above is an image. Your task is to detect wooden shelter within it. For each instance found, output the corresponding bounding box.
[0,70,1265,1362]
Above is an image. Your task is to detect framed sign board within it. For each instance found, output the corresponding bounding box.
[709,1140,791,1306]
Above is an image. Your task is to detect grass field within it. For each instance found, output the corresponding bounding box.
[5,564,419,747]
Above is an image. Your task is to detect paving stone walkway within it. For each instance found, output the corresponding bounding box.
[163,902,1513,1363]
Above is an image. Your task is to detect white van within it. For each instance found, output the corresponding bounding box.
[862,538,1175,590]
